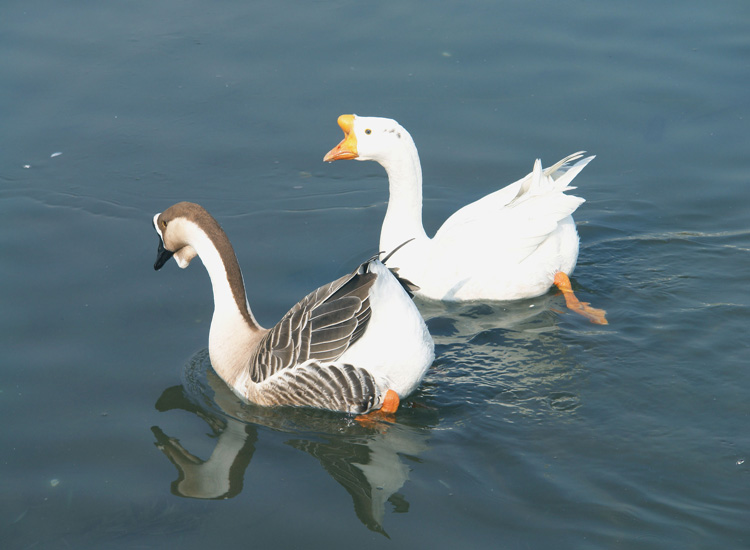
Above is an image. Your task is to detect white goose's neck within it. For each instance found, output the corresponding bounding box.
[378,137,429,254]
[188,223,265,386]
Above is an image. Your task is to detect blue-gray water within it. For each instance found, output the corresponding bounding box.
[2,0,749,547]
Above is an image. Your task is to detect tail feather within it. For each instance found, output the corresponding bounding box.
[549,153,595,190]
[544,151,586,177]
[511,153,593,206]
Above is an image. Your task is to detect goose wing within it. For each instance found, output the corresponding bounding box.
[437,152,589,234]
[433,153,592,265]
[255,361,382,414]
[248,262,377,384]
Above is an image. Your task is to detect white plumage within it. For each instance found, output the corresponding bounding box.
[324,115,607,323]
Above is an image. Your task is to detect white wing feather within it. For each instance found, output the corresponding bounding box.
[433,154,592,266]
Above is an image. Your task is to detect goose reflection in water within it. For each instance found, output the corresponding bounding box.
[151,350,434,536]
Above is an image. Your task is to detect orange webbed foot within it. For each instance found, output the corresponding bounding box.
[553,272,608,325]
[355,389,400,428]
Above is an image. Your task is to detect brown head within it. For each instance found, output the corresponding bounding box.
[152,201,257,330]
[153,202,225,270]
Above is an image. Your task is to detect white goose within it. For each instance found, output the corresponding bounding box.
[152,202,434,415]
[324,115,607,324]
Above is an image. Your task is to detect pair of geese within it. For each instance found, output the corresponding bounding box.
[153,115,607,419]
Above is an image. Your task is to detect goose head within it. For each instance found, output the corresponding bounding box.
[324,114,413,165]
[152,202,215,270]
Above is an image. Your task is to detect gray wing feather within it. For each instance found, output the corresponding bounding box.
[249,263,377,384]
[258,362,380,414]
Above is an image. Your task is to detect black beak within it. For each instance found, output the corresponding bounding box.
[154,238,174,271]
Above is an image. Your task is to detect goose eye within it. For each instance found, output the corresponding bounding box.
[364,128,372,135]
[161,219,167,229]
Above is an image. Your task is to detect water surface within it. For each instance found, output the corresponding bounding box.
[2,0,749,547]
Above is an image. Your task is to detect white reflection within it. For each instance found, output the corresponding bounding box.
[151,350,434,536]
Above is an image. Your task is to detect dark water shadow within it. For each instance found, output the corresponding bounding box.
[151,350,436,537]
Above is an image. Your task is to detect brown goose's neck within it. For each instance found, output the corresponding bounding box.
[186,216,266,386]
[189,218,260,330]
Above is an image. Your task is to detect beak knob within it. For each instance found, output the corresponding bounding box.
[323,114,358,162]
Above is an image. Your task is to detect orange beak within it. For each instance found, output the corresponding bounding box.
[323,114,358,162]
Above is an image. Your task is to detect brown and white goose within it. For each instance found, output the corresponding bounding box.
[324,115,607,324]
[152,202,434,415]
